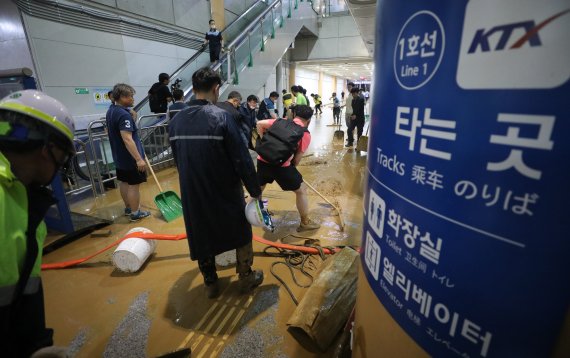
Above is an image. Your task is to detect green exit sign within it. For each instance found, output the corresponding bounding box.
[75,88,89,94]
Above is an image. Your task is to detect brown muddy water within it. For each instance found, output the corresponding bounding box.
[42,110,368,357]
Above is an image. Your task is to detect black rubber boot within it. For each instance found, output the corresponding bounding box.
[238,270,264,294]
[205,279,220,299]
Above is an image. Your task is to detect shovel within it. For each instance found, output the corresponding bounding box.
[356,122,370,152]
[144,156,183,222]
[333,124,344,144]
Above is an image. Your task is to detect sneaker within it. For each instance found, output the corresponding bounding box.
[124,207,132,216]
[297,218,321,232]
[205,280,221,299]
[238,270,264,294]
[345,143,353,148]
[130,210,151,222]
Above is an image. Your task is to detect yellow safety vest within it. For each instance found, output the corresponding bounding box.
[0,151,45,307]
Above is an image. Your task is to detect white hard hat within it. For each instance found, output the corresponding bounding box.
[245,199,274,232]
[0,90,75,154]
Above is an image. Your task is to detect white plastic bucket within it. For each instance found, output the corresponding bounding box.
[112,227,157,272]
[215,250,237,267]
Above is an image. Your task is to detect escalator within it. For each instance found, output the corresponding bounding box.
[74,0,314,190]
[133,0,293,168]
[72,0,279,184]
[134,0,278,122]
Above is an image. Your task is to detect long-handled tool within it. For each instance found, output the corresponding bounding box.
[303,180,345,231]
[145,156,183,222]
[356,121,370,152]
[333,124,344,144]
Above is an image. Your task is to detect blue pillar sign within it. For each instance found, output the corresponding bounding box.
[363,0,570,357]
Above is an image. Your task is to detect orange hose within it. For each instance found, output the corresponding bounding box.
[41,232,345,270]
[252,235,340,255]
[41,233,186,270]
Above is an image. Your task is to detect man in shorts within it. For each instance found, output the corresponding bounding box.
[106,83,150,221]
[256,105,320,232]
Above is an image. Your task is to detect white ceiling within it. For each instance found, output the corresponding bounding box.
[297,59,374,81]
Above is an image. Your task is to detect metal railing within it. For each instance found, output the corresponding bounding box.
[132,0,273,116]
[133,0,297,114]
[87,119,115,195]
[70,0,311,196]
[85,117,174,196]
[140,122,174,171]
[60,138,98,199]
[213,0,287,91]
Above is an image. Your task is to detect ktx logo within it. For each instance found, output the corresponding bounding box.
[467,9,570,53]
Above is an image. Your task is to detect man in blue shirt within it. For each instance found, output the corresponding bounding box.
[257,91,279,120]
[238,94,258,149]
[168,89,188,119]
[331,92,341,125]
[106,83,150,221]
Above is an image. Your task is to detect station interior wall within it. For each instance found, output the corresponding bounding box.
[21,14,203,129]
[290,14,369,61]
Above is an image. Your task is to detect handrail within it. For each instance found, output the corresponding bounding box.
[177,0,283,98]
[307,0,320,16]
[132,0,271,112]
[164,0,267,88]
[227,0,282,50]
[224,0,271,36]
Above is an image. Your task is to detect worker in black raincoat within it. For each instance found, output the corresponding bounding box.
[169,67,264,298]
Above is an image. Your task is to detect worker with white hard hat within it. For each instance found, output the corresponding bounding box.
[0,90,75,357]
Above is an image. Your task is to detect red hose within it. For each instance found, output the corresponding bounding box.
[41,233,186,270]
[252,235,340,255]
[41,232,343,270]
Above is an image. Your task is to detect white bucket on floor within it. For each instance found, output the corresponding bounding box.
[112,227,157,272]
[215,250,237,267]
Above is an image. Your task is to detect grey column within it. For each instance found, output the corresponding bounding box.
[276,58,283,115]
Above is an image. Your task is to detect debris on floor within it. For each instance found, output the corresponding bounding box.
[298,158,328,166]
[312,178,343,197]
[103,291,151,358]
[287,247,359,351]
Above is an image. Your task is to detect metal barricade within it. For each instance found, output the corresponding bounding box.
[85,116,174,196]
[140,122,173,171]
[137,113,166,129]
[60,138,98,198]
[87,118,116,195]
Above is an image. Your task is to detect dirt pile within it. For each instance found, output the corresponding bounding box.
[313,178,343,197]
[298,158,328,166]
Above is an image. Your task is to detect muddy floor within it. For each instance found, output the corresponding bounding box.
[42,109,368,357]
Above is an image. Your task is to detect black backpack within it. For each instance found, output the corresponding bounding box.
[256,118,308,165]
